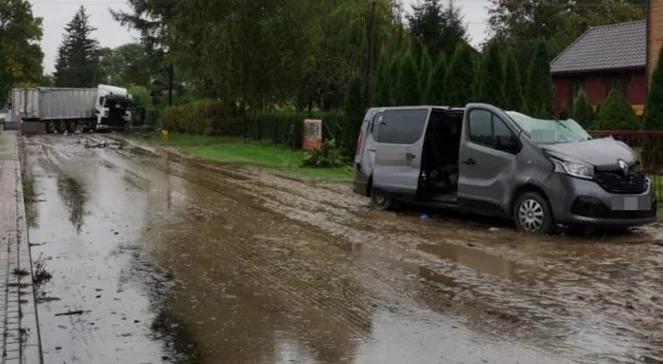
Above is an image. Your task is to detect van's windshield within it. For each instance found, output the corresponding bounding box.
[507,112,591,145]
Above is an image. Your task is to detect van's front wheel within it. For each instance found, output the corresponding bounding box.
[371,190,393,211]
[514,192,553,234]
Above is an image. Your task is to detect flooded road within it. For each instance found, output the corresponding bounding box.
[21,134,663,363]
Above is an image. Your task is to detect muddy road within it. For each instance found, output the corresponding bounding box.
[21,134,663,363]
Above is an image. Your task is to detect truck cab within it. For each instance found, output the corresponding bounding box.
[95,84,132,130]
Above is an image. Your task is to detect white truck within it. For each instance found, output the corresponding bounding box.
[7,84,132,133]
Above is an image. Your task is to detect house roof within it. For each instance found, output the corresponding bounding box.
[550,20,647,74]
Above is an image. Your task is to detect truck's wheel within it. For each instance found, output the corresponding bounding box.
[371,189,393,211]
[58,121,67,134]
[67,121,77,133]
[45,121,54,134]
[514,192,553,234]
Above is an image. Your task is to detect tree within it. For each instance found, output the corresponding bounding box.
[0,0,44,107]
[503,48,523,111]
[524,41,553,118]
[342,73,365,155]
[98,43,151,86]
[476,41,505,107]
[572,89,593,127]
[395,51,420,105]
[375,54,393,106]
[418,48,433,103]
[444,42,475,107]
[408,0,467,57]
[427,58,447,105]
[54,7,101,87]
[644,47,663,130]
[593,89,640,130]
[488,0,645,65]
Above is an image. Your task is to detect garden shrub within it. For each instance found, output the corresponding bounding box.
[303,139,346,168]
[572,89,593,127]
[593,90,641,130]
[163,100,230,135]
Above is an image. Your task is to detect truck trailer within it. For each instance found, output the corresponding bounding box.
[7,85,132,133]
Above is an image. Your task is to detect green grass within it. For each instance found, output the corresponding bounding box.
[134,133,353,183]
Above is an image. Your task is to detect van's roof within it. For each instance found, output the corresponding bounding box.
[368,106,465,111]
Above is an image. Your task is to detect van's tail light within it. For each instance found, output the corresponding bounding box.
[355,129,365,158]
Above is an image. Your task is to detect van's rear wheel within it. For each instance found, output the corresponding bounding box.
[514,192,553,234]
[371,190,393,211]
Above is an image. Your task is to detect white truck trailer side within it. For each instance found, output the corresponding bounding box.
[8,85,132,133]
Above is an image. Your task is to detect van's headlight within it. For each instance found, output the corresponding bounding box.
[551,158,595,180]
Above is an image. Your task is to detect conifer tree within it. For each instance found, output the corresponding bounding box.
[419,49,433,103]
[594,89,641,130]
[375,54,393,107]
[427,58,447,105]
[524,41,553,118]
[54,6,101,87]
[503,48,523,111]
[476,41,505,107]
[387,56,402,105]
[444,42,475,107]
[644,47,663,130]
[343,73,365,154]
[396,51,420,105]
[572,89,593,127]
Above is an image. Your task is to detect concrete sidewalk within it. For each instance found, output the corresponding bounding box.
[0,131,42,364]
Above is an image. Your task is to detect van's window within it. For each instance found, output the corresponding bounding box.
[377,109,429,144]
[468,110,493,145]
[469,110,515,149]
[370,112,382,138]
[507,112,591,145]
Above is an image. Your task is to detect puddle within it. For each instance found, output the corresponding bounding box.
[418,242,523,281]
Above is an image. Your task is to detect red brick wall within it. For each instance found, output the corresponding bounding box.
[649,0,663,77]
[553,70,648,116]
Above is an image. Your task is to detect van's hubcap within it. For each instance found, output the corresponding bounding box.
[518,199,545,232]
[374,194,387,206]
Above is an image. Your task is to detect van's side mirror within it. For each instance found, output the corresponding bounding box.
[496,135,521,154]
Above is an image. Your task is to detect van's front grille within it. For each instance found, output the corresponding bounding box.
[594,171,648,194]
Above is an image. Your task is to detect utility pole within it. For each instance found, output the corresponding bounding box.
[168,64,174,107]
[363,0,378,109]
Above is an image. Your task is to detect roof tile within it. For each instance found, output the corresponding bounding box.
[550,20,646,74]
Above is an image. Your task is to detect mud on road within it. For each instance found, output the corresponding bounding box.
[21,134,663,363]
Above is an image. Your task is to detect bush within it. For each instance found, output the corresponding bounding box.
[303,139,346,168]
[572,89,593,127]
[163,100,230,135]
[593,90,641,130]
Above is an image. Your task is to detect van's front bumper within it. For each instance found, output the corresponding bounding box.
[546,174,657,226]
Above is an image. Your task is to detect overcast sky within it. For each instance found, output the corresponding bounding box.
[31,0,491,75]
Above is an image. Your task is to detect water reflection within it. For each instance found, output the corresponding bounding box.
[57,176,87,233]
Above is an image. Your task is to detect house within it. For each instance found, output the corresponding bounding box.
[551,0,663,118]
[551,21,648,117]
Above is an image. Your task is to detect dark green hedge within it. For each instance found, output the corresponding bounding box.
[162,101,350,153]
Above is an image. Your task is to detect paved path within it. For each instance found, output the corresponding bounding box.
[0,131,42,364]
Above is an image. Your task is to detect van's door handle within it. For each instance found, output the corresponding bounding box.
[463,158,477,166]
[406,152,416,160]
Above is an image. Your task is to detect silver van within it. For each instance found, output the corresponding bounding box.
[353,104,657,234]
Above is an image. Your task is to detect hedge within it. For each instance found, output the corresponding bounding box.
[162,101,349,153]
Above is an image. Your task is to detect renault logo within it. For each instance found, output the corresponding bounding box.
[618,160,629,176]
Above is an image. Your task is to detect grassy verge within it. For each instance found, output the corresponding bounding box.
[130,132,353,183]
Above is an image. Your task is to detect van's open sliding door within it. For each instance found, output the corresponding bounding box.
[372,108,431,197]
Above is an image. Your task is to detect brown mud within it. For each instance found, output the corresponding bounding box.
[22,134,663,363]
